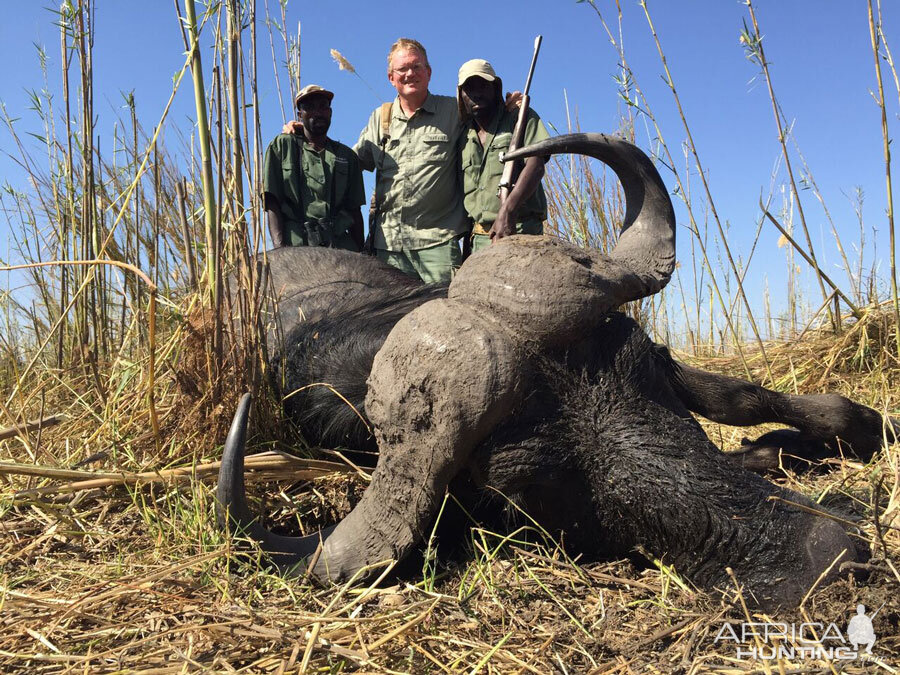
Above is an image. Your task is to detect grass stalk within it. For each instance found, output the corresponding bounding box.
[175,179,199,289]
[74,2,96,355]
[745,0,837,331]
[182,0,219,311]
[226,0,246,232]
[58,7,73,368]
[263,0,288,122]
[868,0,900,358]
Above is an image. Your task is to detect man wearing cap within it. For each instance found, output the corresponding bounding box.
[263,84,365,250]
[458,59,550,252]
[352,38,468,283]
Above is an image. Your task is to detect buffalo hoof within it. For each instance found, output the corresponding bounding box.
[730,429,836,473]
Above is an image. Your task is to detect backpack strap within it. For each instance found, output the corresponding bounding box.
[379,101,392,144]
[365,102,394,252]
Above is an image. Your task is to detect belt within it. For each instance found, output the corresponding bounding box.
[472,222,491,236]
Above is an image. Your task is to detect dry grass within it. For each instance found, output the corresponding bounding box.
[1,310,899,674]
[2,2,899,671]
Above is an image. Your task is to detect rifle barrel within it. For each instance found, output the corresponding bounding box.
[522,35,542,96]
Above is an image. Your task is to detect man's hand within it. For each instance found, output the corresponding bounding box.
[282,120,303,135]
[504,91,523,112]
[489,208,515,242]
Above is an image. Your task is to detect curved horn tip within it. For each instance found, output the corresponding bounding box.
[216,393,253,531]
[215,394,333,574]
[226,393,253,452]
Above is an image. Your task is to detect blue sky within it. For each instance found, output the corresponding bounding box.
[1,1,898,328]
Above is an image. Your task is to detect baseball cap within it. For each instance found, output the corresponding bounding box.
[457,59,498,86]
[295,84,334,109]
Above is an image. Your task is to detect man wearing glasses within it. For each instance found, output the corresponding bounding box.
[353,38,468,283]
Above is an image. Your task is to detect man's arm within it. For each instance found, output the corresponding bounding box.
[345,150,367,252]
[490,156,545,240]
[264,193,286,247]
[349,208,365,251]
[491,110,550,241]
[353,108,381,172]
[262,139,288,247]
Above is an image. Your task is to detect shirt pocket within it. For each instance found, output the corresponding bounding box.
[421,131,451,164]
[461,146,479,197]
[281,154,303,205]
[332,157,350,205]
[302,153,326,187]
[493,132,513,151]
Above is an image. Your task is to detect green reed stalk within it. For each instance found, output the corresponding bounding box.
[183,0,218,309]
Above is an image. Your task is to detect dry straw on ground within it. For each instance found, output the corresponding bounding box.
[2,1,899,671]
[1,312,899,673]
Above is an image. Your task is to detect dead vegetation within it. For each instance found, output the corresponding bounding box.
[1,309,899,673]
[2,0,900,671]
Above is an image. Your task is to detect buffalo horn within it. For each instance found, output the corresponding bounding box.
[216,394,332,573]
[503,132,676,296]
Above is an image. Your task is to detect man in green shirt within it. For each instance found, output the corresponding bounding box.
[263,84,365,251]
[353,38,468,283]
[457,59,550,252]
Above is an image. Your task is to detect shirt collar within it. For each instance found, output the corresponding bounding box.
[302,136,331,152]
[468,106,505,138]
[394,91,436,119]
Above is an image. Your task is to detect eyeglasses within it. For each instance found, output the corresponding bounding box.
[391,63,427,76]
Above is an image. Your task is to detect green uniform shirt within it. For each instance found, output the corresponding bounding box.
[462,107,550,232]
[354,93,467,251]
[263,134,365,248]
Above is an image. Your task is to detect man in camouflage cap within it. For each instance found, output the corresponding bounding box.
[263,84,365,250]
[457,58,549,252]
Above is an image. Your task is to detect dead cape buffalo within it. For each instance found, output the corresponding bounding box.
[217,133,893,610]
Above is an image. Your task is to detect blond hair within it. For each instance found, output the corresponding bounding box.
[387,38,429,74]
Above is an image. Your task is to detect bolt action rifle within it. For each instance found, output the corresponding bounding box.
[497,35,542,207]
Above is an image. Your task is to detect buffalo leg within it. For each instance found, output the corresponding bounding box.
[671,362,896,465]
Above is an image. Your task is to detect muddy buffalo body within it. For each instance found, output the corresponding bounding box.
[217,134,890,610]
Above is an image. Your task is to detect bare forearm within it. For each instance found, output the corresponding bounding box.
[501,156,545,218]
[350,209,364,251]
[266,209,286,248]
